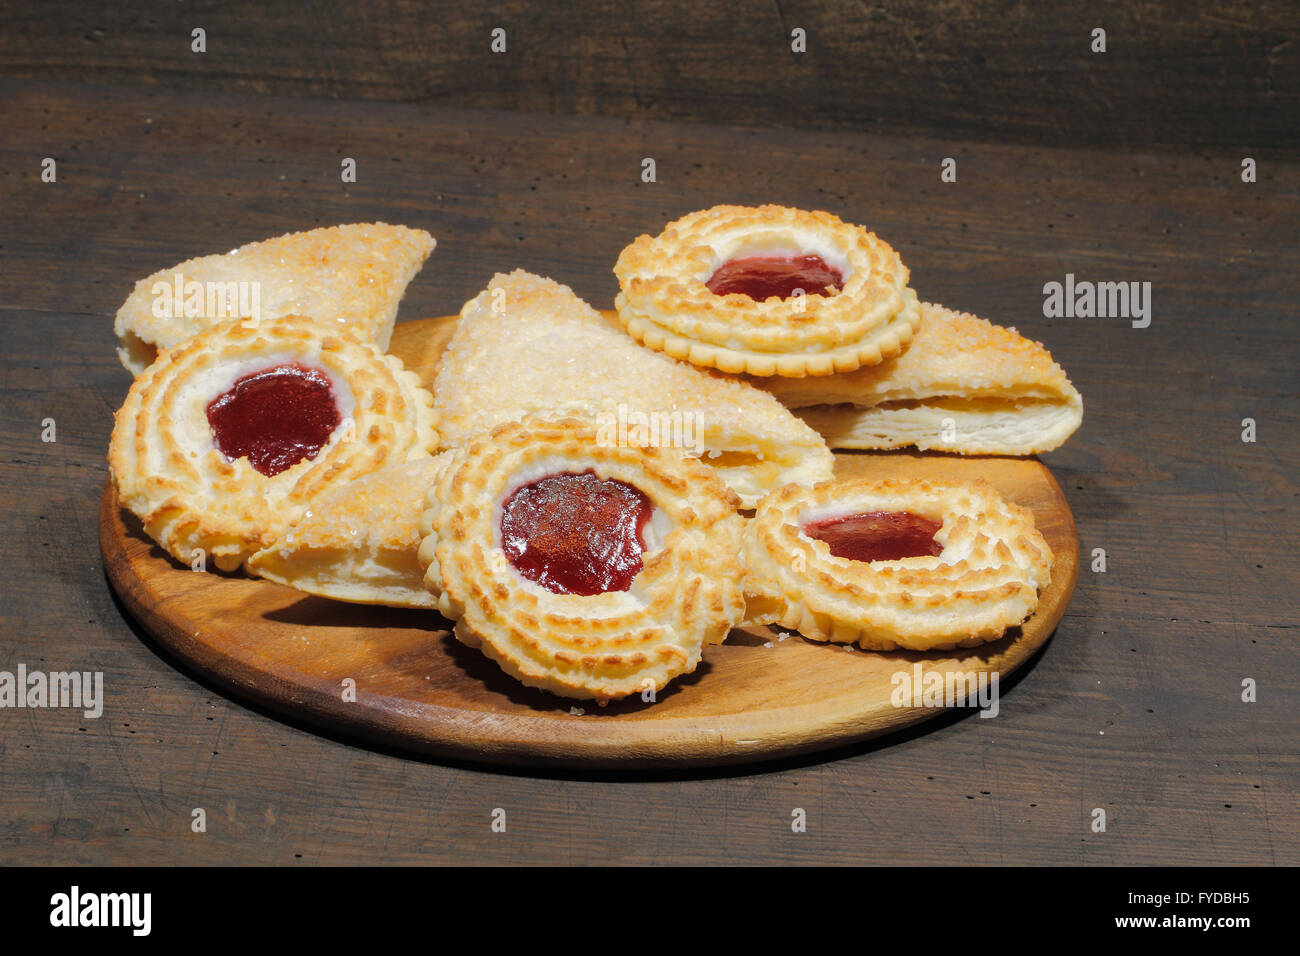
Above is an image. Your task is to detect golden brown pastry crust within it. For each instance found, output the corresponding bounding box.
[613,205,920,377]
[756,302,1084,455]
[432,269,834,507]
[742,477,1053,651]
[247,453,454,608]
[418,418,746,703]
[108,315,439,572]
[114,223,435,375]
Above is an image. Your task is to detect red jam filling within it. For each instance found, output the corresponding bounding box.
[706,254,844,301]
[803,511,943,562]
[500,471,653,596]
[206,362,341,477]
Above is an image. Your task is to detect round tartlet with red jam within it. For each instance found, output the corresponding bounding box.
[417,418,747,704]
[741,477,1053,651]
[613,204,921,377]
[108,315,439,571]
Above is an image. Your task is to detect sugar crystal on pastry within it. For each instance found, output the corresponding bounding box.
[114,222,435,375]
[248,453,453,608]
[432,269,834,507]
[756,302,1084,455]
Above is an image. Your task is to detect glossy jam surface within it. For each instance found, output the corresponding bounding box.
[803,511,943,562]
[206,362,341,477]
[706,254,844,301]
[500,471,653,596]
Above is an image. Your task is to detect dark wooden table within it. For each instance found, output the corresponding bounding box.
[1,78,1295,865]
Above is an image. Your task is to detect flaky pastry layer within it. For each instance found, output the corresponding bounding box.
[613,204,920,376]
[108,315,439,571]
[756,302,1083,454]
[248,453,453,608]
[418,418,746,703]
[114,223,435,374]
[742,478,1053,651]
[432,269,834,507]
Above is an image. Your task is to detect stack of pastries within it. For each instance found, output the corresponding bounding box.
[107,207,1080,704]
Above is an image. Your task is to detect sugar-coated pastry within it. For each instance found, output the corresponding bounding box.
[756,302,1083,455]
[432,269,834,508]
[418,418,747,703]
[248,453,454,608]
[114,223,435,374]
[109,315,439,572]
[742,478,1053,651]
[613,204,920,377]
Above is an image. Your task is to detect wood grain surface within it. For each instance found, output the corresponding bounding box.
[97,316,1078,769]
[1,1,1297,154]
[0,77,1295,865]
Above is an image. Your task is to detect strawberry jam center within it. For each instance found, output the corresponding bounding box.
[803,511,943,562]
[706,254,843,301]
[206,362,341,477]
[500,470,653,596]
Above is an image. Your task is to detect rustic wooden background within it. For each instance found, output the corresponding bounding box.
[0,1,1296,865]
[2,0,1298,154]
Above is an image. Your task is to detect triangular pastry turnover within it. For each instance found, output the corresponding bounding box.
[433,270,835,507]
[248,454,453,609]
[756,302,1083,455]
[115,222,435,374]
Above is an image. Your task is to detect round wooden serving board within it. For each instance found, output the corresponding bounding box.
[100,315,1078,770]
